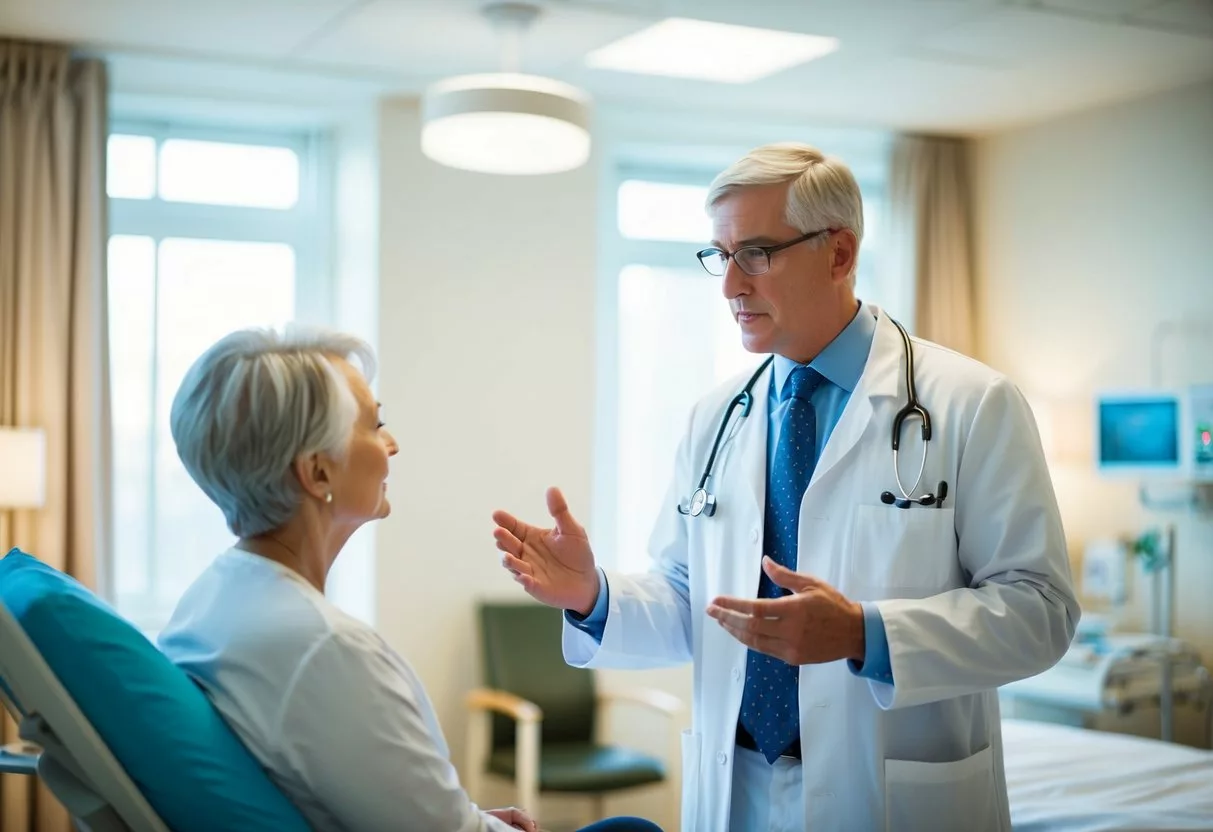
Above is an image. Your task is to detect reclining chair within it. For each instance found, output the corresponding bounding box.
[0,548,311,832]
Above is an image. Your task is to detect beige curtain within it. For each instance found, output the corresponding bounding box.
[886,134,976,355]
[0,40,111,832]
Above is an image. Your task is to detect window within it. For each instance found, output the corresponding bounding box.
[598,170,886,573]
[106,124,330,633]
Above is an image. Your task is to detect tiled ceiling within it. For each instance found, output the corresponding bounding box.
[1,0,1211,133]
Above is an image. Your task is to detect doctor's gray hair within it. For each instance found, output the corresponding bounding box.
[706,142,865,284]
[170,325,377,538]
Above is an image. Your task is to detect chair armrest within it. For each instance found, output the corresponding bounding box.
[598,688,684,720]
[465,688,543,724]
[0,744,39,776]
[463,689,542,814]
[598,688,684,824]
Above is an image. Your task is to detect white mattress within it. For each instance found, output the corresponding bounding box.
[1003,718,1213,831]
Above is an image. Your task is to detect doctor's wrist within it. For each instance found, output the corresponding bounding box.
[569,572,601,618]
[847,601,866,664]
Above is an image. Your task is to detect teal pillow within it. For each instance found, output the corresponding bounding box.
[0,549,310,831]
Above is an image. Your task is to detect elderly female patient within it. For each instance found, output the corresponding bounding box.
[158,327,661,832]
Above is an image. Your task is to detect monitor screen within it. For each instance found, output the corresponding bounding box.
[1098,400,1179,465]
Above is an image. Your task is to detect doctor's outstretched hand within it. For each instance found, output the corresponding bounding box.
[707,557,867,666]
[492,487,601,616]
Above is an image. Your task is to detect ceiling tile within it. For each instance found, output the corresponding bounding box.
[1033,0,1161,17]
[921,5,1115,66]
[300,0,653,77]
[1133,0,1213,36]
[0,0,360,59]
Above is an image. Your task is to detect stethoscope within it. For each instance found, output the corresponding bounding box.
[677,317,948,518]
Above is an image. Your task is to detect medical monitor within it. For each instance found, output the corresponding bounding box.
[1096,386,1213,482]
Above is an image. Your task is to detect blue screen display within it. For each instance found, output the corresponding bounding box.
[1099,400,1179,465]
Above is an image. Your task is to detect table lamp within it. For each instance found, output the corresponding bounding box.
[0,427,45,759]
[0,426,46,511]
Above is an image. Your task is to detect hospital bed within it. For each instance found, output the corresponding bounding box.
[1003,717,1213,831]
[1001,633,1213,745]
[0,548,310,831]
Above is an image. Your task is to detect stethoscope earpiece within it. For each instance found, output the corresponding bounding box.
[885,319,949,509]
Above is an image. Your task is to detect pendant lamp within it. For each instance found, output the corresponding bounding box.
[421,2,592,175]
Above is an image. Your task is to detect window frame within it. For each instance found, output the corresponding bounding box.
[108,119,333,323]
[592,163,724,568]
[106,119,334,628]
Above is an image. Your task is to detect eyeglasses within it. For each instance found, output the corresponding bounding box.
[695,228,833,277]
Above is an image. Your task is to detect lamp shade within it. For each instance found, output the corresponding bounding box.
[421,73,591,175]
[0,427,46,508]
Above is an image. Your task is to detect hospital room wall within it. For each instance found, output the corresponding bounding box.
[372,99,686,826]
[974,80,1213,747]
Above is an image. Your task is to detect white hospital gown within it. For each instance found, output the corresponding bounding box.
[159,548,513,832]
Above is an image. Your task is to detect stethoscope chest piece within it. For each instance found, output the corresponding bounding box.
[688,487,716,517]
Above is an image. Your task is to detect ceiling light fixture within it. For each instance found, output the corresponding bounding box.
[421,2,592,175]
[585,17,840,84]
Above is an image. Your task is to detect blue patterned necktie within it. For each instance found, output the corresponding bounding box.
[739,365,823,764]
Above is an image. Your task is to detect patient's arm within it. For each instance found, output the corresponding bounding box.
[274,627,516,832]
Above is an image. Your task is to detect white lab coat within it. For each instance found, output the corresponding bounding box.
[564,309,1079,832]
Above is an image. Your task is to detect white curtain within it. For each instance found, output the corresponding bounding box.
[0,39,111,832]
[886,135,976,355]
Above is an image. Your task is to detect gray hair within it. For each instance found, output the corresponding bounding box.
[170,325,377,538]
[706,142,864,283]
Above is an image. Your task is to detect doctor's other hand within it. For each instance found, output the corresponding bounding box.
[486,806,539,831]
[492,487,600,616]
[707,557,866,666]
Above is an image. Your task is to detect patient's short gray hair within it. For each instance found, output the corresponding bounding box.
[706,142,865,283]
[170,325,377,538]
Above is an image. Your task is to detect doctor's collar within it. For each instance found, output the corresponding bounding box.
[772,301,876,398]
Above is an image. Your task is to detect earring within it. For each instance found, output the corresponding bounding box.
[324,492,333,504]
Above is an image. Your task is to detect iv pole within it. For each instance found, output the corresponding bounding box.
[1155,525,1176,743]
[1141,319,1209,744]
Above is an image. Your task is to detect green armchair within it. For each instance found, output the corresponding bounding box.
[465,602,683,823]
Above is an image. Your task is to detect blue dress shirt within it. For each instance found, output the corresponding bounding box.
[569,302,893,684]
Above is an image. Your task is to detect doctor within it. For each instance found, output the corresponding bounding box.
[492,143,1079,831]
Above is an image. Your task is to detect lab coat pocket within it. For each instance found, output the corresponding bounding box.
[679,729,700,832]
[850,505,956,596]
[884,745,1000,832]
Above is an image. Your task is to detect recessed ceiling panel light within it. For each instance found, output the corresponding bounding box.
[585,17,839,84]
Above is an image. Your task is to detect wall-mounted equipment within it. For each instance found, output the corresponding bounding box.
[1095,384,1213,482]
